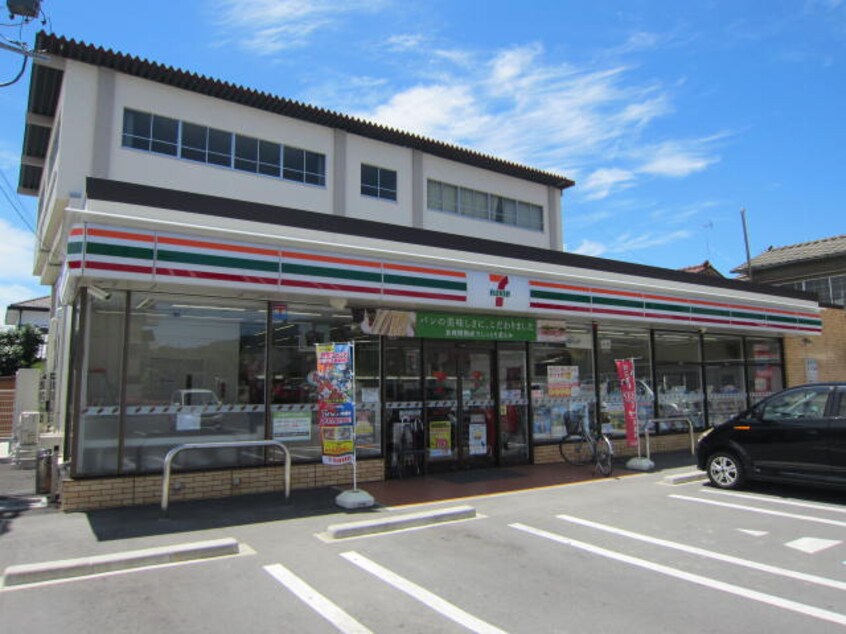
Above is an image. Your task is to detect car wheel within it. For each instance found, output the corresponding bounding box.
[706,451,746,490]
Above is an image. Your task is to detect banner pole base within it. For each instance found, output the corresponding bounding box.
[625,456,655,471]
[336,489,375,509]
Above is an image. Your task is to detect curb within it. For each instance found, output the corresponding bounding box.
[2,537,240,587]
[664,470,707,485]
[327,504,477,539]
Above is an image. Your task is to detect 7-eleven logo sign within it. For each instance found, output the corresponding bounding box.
[489,274,511,307]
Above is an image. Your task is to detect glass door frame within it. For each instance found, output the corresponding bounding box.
[422,339,498,471]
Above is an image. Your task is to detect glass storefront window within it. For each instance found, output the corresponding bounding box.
[704,335,746,426]
[597,326,652,438]
[384,339,424,477]
[122,294,267,472]
[499,343,529,462]
[746,338,783,404]
[270,303,381,462]
[76,291,125,475]
[653,331,703,431]
[531,325,595,442]
[353,336,381,459]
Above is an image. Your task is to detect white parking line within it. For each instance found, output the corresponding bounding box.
[510,523,846,627]
[555,513,846,591]
[704,488,846,514]
[785,538,842,554]
[263,563,373,634]
[669,494,846,528]
[340,551,508,634]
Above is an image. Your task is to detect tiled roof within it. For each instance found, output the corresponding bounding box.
[678,260,724,277]
[731,234,846,273]
[7,296,50,311]
[21,32,574,193]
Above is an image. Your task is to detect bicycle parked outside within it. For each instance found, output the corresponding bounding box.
[558,411,614,476]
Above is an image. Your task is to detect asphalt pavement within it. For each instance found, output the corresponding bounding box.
[3,453,845,633]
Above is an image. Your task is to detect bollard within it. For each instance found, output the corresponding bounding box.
[35,447,53,494]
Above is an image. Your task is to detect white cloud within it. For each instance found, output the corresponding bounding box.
[385,34,425,51]
[359,84,488,142]
[0,218,44,310]
[350,40,722,196]
[581,168,636,200]
[571,229,693,259]
[0,148,19,171]
[568,209,614,228]
[572,239,608,257]
[212,0,387,54]
[611,230,694,253]
[638,141,719,177]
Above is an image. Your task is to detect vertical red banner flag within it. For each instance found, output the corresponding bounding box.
[614,359,639,448]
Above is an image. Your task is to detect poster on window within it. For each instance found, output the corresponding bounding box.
[429,420,452,457]
[272,411,312,441]
[548,366,580,397]
[469,413,488,456]
[315,342,355,465]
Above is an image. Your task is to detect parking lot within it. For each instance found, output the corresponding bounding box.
[1,465,844,633]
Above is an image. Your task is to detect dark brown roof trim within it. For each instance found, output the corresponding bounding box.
[86,177,817,303]
[35,32,574,190]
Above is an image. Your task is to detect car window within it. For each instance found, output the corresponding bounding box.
[761,387,830,420]
[838,390,846,417]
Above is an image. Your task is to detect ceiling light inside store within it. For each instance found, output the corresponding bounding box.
[170,304,246,312]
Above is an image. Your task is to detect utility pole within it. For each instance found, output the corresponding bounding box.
[740,208,753,281]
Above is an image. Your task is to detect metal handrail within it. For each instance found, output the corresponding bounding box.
[642,417,697,458]
[161,440,291,517]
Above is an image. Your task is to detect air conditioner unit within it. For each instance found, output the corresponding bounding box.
[14,411,40,446]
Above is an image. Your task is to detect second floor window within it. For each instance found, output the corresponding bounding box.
[427,179,544,231]
[121,109,326,188]
[361,164,397,201]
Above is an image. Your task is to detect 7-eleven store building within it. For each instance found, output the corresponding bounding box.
[54,198,820,510]
[20,34,821,510]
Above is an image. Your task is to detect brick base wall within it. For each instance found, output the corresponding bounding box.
[60,435,698,512]
[784,307,846,386]
[59,459,385,512]
[534,432,696,465]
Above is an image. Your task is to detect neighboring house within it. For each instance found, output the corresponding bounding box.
[732,234,846,307]
[16,33,823,510]
[4,295,50,330]
[731,234,846,385]
[679,261,724,278]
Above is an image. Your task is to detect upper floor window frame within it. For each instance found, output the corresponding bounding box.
[426,179,544,232]
[120,108,326,188]
[778,274,846,307]
[361,163,397,201]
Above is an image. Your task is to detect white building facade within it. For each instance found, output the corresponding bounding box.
[19,34,822,509]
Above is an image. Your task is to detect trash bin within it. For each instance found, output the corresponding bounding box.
[35,447,53,495]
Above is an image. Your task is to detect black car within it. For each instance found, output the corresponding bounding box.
[697,383,846,490]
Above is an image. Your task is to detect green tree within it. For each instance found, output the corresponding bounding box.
[0,324,45,376]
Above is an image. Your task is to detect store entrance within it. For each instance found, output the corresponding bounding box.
[424,341,496,471]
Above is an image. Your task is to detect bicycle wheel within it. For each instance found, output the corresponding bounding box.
[559,434,593,466]
[594,435,614,477]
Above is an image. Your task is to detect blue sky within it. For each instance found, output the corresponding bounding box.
[0,1,844,309]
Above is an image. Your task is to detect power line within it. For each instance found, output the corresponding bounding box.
[0,170,35,233]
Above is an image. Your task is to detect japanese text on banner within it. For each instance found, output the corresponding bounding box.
[316,343,355,465]
[614,359,639,448]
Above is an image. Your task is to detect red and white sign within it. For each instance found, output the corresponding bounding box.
[615,359,639,448]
